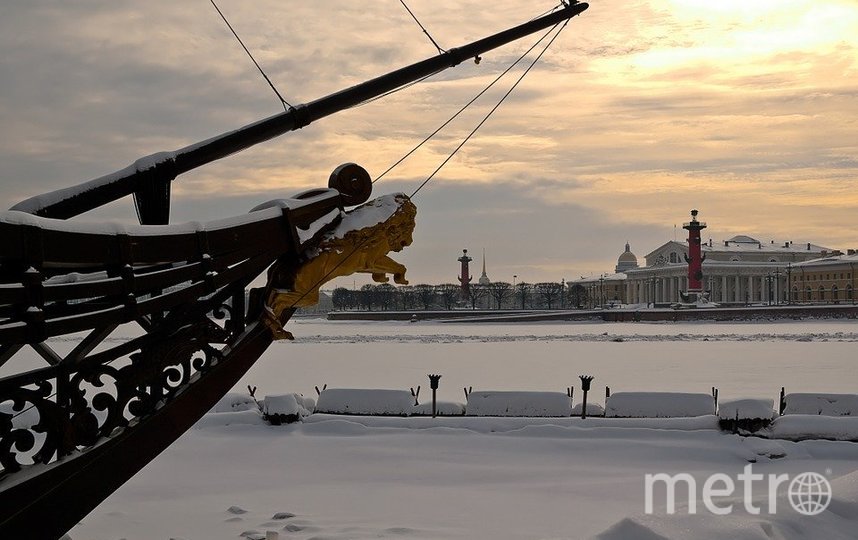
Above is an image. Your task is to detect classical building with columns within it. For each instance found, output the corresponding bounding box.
[624,235,835,305]
[571,216,844,306]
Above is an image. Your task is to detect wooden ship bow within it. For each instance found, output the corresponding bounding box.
[0,2,588,538]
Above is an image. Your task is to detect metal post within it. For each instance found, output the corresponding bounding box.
[786,263,792,305]
[773,269,782,305]
[779,386,786,415]
[428,374,441,418]
[579,375,594,419]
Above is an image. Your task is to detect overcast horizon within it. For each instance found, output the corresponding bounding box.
[2,1,856,287]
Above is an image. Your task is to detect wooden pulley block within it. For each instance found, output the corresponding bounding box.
[328,163,372,206]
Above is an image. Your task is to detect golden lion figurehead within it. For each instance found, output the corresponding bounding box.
[262,193,416,339]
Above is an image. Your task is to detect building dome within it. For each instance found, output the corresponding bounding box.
[616,242,639,273]
[727,235,760,244]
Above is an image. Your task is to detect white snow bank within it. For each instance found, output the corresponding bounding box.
[315,388,414,416]
[263,394,315,419]
[571,402,605,416]
[465,391,572,417]
[783,393,858,416]
[193,409,265,428]
[605,392,715,418]
[412,401,465,416]
[717,398,775,420]
[302,414,720,433]
[765,415,858,441]
[210,393,258,413]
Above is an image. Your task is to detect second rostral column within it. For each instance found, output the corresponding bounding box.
[458,249,473,300]
[683,209,707,301]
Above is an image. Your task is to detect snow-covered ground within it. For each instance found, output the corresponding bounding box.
[55,319,858,539]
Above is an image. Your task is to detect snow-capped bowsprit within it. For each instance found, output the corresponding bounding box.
[0,3,589,538]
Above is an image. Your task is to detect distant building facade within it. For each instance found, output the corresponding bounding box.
[570,212,846,306]
[790,250,857,303]
[624,234,834,305]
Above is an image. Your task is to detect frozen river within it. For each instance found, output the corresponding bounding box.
[60,318,858,540]
[237,318,858,406]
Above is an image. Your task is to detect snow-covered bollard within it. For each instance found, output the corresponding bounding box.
[718,398,776,433]
[782,393,858,416]
[571,402,605,417]
[262,394,315,425]
[605,392,716,418]
[315,388,415,416]
[412,401,466,416]
[465,391,572,417]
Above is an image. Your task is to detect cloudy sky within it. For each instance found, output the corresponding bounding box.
[1,1,857,286]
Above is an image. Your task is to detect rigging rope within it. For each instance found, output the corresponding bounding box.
[373,22,560,185]
[271,18,571,314]
[398,0,446,54]
[530,2,566,22]
[209,0,293,111]
[410,19,570,198]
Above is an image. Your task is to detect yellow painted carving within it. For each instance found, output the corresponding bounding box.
[262,194,416,339]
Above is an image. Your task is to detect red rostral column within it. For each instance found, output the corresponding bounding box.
[458,249,473,300]
[683,209,707,293]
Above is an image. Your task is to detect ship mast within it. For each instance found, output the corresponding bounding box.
[11,2,589,222]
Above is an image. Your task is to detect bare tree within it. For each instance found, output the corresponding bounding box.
[332,287,353,311]
[397,285,415,311]
[469,283,488,310]
[376,283,396,310]
[414,284,436,310]
[359,284,376,311]
[436,283,460,310]
[487,281,513,309]
[515,282,531,309]
[567,283,588,309]
[535,282,564,309]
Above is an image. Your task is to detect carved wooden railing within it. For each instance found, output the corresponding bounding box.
[0,186,348,537]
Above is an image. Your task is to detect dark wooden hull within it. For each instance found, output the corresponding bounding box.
[0,322,275,538]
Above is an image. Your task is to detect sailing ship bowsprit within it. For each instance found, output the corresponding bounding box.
[0,3,588,537]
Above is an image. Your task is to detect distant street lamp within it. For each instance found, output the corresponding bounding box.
[428,374,441,418]
[765,273,773,305]
[513,275,517,288]
[849,262,855,304]
[579,375,595,419]
[773,268,782,306]
[786,263,792,305]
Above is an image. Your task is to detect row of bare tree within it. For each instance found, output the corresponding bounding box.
[331,282,590,311]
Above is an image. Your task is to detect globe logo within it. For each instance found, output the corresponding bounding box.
[788,472,832,516]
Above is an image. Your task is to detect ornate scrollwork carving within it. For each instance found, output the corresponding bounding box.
[1,322,224,474]
[0,380,62,473]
